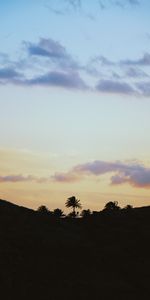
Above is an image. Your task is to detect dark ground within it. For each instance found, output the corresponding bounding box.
[0,199,150,299]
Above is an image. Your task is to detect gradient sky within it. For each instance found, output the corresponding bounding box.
[1,0,150,211]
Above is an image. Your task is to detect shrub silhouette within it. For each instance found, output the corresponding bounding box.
[123,204,133,210]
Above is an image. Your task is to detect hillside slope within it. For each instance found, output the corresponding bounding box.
[0,199,150,299]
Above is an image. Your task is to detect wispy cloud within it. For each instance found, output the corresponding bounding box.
[44,0,82,17]
[0,174,49,184]
[51,171,81,183]
[0,53,10,64]
[99,0,140,9]
[66,0,82,9]
[0,174,36,183]
[89,53,150,69]
[128,0,139,4]
[89,55,114,67]
[46,0,140,14]
[121,53,150,66]
[67,0,140,10]
[52,160,150,188]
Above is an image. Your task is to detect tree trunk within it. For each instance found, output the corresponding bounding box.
[73,206,76,217]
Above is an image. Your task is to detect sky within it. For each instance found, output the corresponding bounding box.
[1,0,150,211]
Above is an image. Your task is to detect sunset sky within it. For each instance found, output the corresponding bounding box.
[1,0,150,211]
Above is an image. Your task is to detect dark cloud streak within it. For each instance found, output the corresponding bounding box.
[96,79,136,95]
[25,70,87,89]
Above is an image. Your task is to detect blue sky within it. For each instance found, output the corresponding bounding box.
[1,0,150,210]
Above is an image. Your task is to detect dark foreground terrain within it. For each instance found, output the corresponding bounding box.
[0,199,150,299]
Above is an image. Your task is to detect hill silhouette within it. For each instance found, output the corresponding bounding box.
[0,198,150,299]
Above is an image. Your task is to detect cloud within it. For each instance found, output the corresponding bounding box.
[45,0,140,19]
[0,53,10,64]
[90,55,114,66]
[114,0,139,7]
[21,38,88,89]
[0,174,36,183]
[2,159,150,189]
[1,37,150,96]
[0,174,49,184]
[0,67,22,84]
[45,0,81,13]
[96,79,135,95]
[45,5,65,16]
[89,53,150,72]
[60,0,140,10]
[91,53,150,69]
[136,81,150,97]
[0,38,87,90]
[28,38,68,59]
[27,38,78,70]
[51,171,81,182]
[125,67,148,78]
[66,0,81,9]
[128,0,139,5]
[121,53,150,66]
[25,70,87,89]
[52,160,150,188]
[93,0,140,10]
[111,166,150,188]
[87,54,150,96]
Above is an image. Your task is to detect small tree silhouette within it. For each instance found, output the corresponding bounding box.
[103,201,120,212]
[53,208,64,218]
[81,209,91,218]
[37,205,50,214]
[65,196,82,217]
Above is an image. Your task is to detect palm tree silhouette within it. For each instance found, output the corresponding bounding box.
[65,196,82,217]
